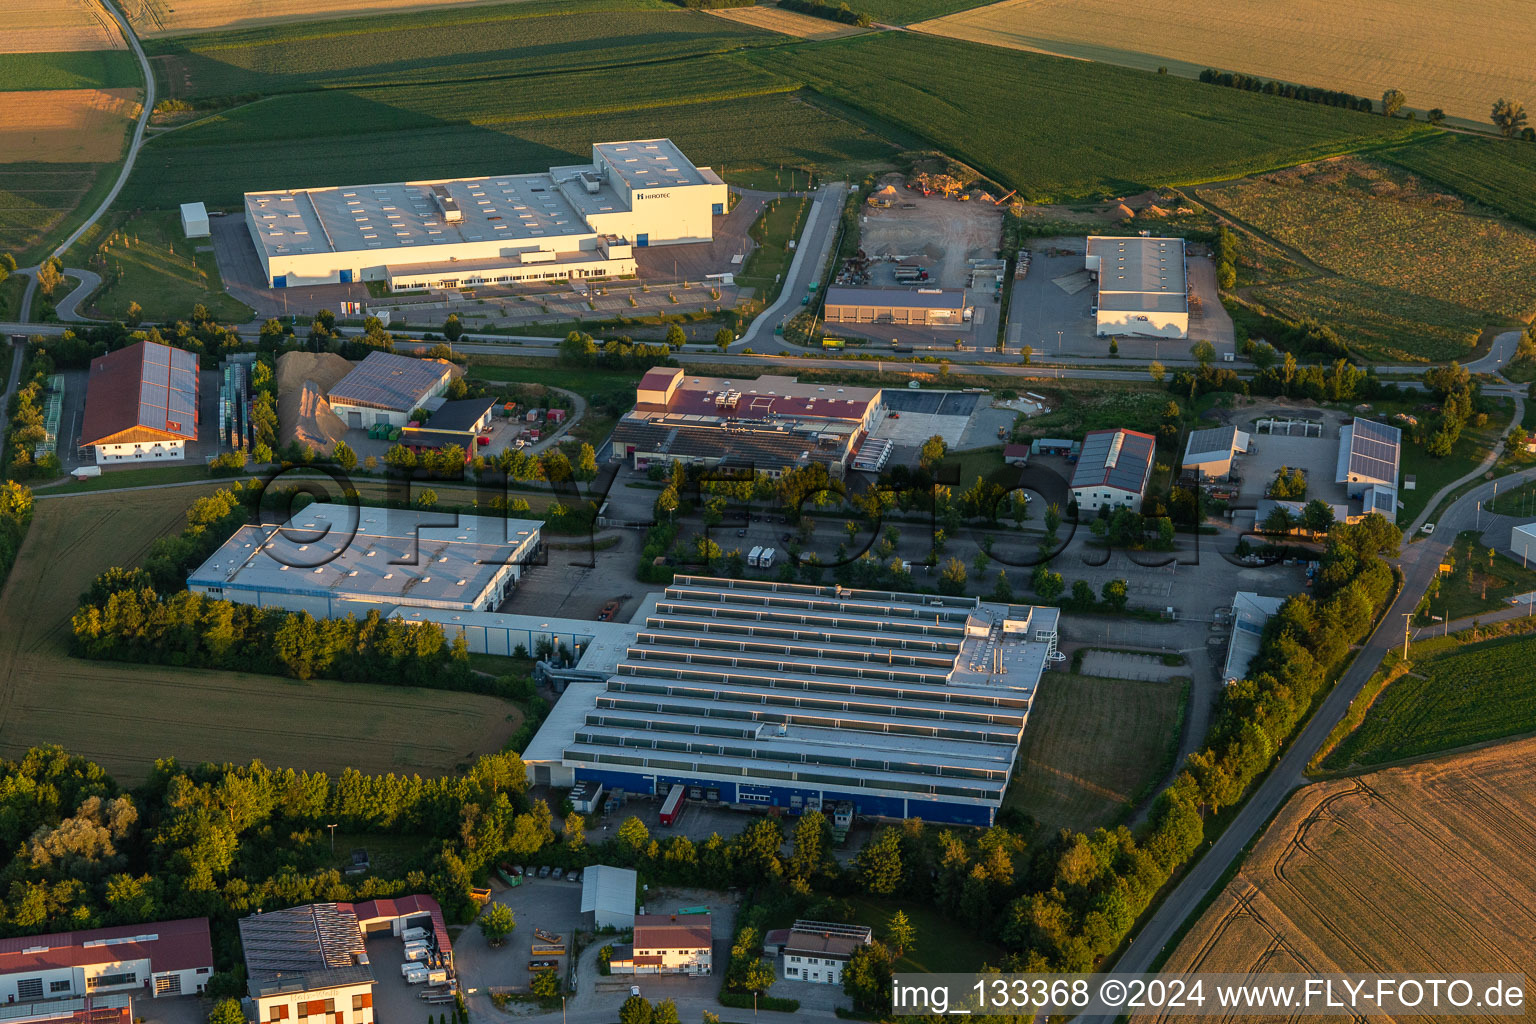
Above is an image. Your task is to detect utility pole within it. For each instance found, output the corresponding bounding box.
[1401,612,1412,660]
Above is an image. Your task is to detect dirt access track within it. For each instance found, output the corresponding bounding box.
[859,178,1003,289]
[1135,735,1536,1023]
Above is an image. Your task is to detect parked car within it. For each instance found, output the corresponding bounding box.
[551,867,564,880]
[569,870,582,883]
[537,865,551,878]
[529,960,559,971]
[736,528,747,537]
[630,986,642,998]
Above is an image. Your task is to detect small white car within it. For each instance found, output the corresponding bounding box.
[630,986,641,998]
[1421,523,1436,534]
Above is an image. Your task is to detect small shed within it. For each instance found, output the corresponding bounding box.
[1003,443,1031,465]
[180,202,210,239]
[581,865,637,931]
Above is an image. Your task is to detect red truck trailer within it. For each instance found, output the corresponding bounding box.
[659,784,686,826]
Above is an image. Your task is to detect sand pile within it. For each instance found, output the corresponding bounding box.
[276,351,354,453]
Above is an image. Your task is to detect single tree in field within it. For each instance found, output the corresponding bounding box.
[477,902,514,946]
[884,910,915,957]
[332,441,356,471]
[1020,343,1032,365]
[1381,88,1407,117]
[714,327,734,351]
[125,300,142,327]
[1427,108,1446,125]
[664,324,686,348]
[1492,98,1528,138]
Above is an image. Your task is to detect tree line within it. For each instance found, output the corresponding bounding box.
[778,0,872,26]
[0,481,32,592]
[1199,68,1376,113]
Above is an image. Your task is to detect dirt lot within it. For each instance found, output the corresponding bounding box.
[858,179,1003,290]
[0,486,522,784]
[8,0,125,51]
[706,4,868,39]
[1137,736,1536,1023]
[0,88,137,162]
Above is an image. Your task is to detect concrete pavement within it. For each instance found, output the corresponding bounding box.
[736,181,846,351]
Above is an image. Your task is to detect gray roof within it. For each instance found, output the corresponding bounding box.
[1336,418,1401,488]
[327,351,453,412]
[580,866,637,916]
[824,286,966,311]
[187,503,540,611]
[1071,429,1156,493]
[522,578,1059,809]
[426,397,497,433]
[1223,592,1286,684]
[240,903,372,997]
[1183,425,1248,465]
[594,139,710,190]
[1087,236,1188,314]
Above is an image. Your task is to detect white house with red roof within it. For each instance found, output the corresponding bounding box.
[1070,428,1156,512]
[0,918,212,1003]
[607,914,712,976]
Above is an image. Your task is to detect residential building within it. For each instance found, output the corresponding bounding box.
[1070,429,1156,512]
[0,919,212,1003]
[1181,425,1250,481]
[610,370,885,476]
[521,577,1060,827]
[823,286,968,326]
[79,341,199,464]
[326,352,455,429]
[1084,236,1188,339]
[239,904,373,1024]
[778,921,871,985]
[1336,418,1401,523]
[581,866,637,931]
[245,140,725,289]
[1223,592,1287,685]
[187,503,540,617]
[608,915,711,976]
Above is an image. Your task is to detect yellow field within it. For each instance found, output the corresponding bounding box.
[0,88,138,162]
[914,0,1536,125]
[0,486,522,785]
[706,4,868,39]
[121,0,543,36]
[1137,737,1536,1023]
[7,0,125,53]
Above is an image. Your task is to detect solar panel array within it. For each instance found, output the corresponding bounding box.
[137,343,198,436]
[328,352,451,411]
[1348,418,1400,484]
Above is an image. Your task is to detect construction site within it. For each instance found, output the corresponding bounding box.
[853,177,1006,290]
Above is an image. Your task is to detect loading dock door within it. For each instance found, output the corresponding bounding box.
[636,233,649,247]
[272,275,286,288]
[340,269,353,284]
[347,411,362,428]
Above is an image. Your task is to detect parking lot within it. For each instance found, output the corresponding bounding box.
[1234,423,1349,508]
[499,528,646,622]
[368,931,459,1024]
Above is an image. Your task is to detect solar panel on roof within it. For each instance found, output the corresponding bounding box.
[144,345,168,366]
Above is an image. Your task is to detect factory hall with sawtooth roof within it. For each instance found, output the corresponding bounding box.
[520,576,1061,826]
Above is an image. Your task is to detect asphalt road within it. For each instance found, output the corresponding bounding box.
[1082,458,1536,1021]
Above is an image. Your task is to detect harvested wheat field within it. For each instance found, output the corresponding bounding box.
[121,0,542,36]
[707,5,868,39]
[1135,737,1536,1023]
[0,89,138,162]
[7,0,125,52]
[914,0,1536,126]
[0,486,522,784]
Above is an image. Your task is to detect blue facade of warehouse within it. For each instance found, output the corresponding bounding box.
[568,766,996,827]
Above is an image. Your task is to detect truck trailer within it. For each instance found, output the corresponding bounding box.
[659,784,686,826]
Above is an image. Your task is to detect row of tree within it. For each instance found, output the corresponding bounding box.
[3,346,61,479]
[777,0,873,25]
[1199,68,1377,113]
[0,481,32,591]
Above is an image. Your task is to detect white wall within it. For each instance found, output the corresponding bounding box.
[782,953,844,984]
[1095,309,1188,338]
[94,440,187,464]
[255,981,374,1024]
[1073,485,1144,513]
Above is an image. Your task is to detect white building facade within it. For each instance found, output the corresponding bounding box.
[1085,236,1189,339]
[0,919,213,1002]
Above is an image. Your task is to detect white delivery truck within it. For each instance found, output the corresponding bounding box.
[402,964,428,983]
[747,545,764,567]
[404,946,430,963]
[401,927,429,943]
[758,547,776,569]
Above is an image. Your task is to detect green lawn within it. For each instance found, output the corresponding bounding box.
[844,894,1005,973]
[1421,530,1536,623]
[36,463,223,493]
[1004,672,1186,833]
[1017,385,1171,439]
[468,360,645,395]
[145,0,777,100]
[750,33,1427,201]
[736,196,809,295]
[1400,407,1508,525]
[1324,630,1536,768]
[0,274,25,321]
[939,445,1010,488]
[61,209,253,323]
[0,50,142,90]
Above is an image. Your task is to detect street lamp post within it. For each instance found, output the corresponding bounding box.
[327,823,337,853]
[1057,330,1063,353]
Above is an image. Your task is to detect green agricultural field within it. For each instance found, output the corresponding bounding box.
[0,163,116,264]
[147,1,778,101]
[63,209,253,323]
[1210,160,1536,363]
[1004,672,1185,833]
[853,0,995,24]
[120,61,898,208]
[751,33,1426,201]
[0,50,142,90]
[1383,133,1536,231]
[1324,630,1536,768]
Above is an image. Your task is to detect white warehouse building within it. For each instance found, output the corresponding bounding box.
[245,139,728,289]
[187,503,541,617]
[1085,236,1189,339]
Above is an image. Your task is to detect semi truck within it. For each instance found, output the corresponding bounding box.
[659,784,686,827]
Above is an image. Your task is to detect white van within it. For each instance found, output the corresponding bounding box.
[401,928,429,943]
[404,946,430,963]
[402,964,428,982]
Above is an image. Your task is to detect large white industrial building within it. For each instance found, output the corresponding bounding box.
[521,576,1060,827]
[187,503,540,617]
[1085,236,1189,338]
[245,139,727,289]
[1336,417,1401,523]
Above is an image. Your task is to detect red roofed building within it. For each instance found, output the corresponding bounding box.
[614,370,885,476]
[608,914,712,976]
[0,918,212,1003]
[79,341,200,464]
